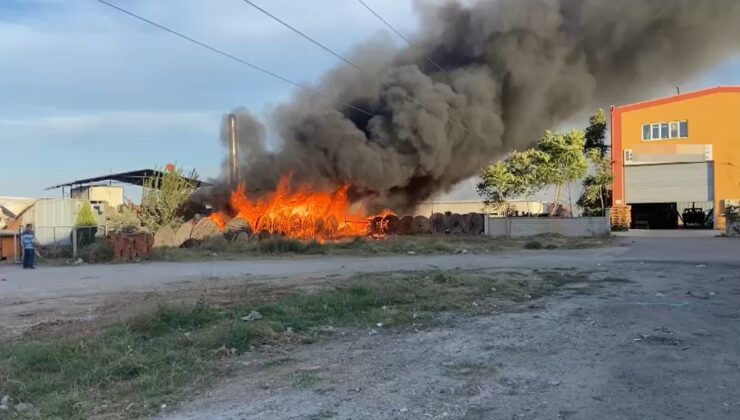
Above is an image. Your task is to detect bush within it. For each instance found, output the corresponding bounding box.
[79,238,114,263]
[109,206,143,233]
[75,201,99,248]
[524,240,543,250]
[256,237,324,254]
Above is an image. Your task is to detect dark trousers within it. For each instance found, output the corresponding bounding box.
[22,249,35,269]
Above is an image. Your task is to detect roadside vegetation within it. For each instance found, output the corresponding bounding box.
[0,269,589,419]
[149,234,612,262]
[478,109,613,217]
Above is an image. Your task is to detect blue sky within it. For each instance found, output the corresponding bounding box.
[1,0,740,201]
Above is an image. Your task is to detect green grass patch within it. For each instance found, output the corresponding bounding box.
[0,270,587,419]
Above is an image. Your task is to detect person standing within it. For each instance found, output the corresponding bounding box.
[21,224,37,269]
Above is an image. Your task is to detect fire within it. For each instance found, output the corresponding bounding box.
[210,176,380,241]
[209,211,229,231]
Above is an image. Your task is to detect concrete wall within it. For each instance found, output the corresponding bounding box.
[413,200,548,217]
[485,214,610,238]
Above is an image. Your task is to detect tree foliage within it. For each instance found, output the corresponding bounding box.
[478,129,588,213]
[537,130,588,212]
[75,200,98,227]
[578,109,614,216]
[75,200,98,248]
[577,149,614,216]
[584,108,609,155]
[108,204,143,233]
[141,166,199,230]
[477,149,548,210]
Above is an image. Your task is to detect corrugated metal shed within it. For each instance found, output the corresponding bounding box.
[30,199,107,246]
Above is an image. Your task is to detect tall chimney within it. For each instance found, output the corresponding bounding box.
[228,114,239,186]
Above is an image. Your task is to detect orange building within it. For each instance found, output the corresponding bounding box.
[612,87,740,230]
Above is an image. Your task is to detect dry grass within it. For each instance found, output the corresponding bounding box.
[0,269,591,419]
[150,234,613,262]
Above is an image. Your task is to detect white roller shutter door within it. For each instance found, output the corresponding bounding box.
[625,163,714,204]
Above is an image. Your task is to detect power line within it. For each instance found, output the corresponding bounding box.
[93,0,375,118]
[356,0,452,79]
[240,0,476,135]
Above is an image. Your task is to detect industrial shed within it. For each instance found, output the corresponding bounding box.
[612,87,740,230]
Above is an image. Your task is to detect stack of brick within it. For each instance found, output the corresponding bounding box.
[107,232,154,262]
[610,205,632,231]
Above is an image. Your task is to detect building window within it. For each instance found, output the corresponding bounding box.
[642,120,689,141]
[642,124,651,140]
[670,122,679,138]
[661,123,670,139]
[679,121,689,138]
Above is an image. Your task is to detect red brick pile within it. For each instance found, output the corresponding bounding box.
[107,232,154,262]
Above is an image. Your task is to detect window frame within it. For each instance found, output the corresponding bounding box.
[641,120,689,142]
[660,123,670,139]
[642,124,651,141]
[670,122,679,138]
[679,120,689,138]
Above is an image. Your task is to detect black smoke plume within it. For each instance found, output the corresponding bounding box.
[216,0,740,212]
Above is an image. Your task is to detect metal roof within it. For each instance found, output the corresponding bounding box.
[46,169,212,190]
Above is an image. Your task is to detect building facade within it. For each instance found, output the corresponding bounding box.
[612,87,740,230]
[71,185,124,209]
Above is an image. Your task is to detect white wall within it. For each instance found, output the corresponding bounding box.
[485,213,611,238]
[413,200,548,217]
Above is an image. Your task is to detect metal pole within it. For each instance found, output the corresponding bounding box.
[72,228,77,259]
[228,114,239,187]
[13,230,18,264]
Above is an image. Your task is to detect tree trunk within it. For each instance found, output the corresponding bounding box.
[551,184,562,216]
[599,187,605,217]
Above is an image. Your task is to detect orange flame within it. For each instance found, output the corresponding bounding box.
[211,176,377,241]
[209,212,229,231]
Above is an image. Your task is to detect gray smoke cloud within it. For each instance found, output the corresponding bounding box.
[217,0,740,212]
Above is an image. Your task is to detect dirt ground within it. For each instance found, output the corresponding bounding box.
[2,236,740,419]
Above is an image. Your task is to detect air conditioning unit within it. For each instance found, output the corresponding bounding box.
[624,149,633,164]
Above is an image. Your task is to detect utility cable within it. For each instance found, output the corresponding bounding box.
[356,0,453,79]
[94,0,376,117]
[240,0,478,136]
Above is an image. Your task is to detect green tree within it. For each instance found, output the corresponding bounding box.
[584,108,609,155]
[142,166,200,230]
[75,200,98,248]
[536,130,589,214]
[578,109,614,216]
[75,200,97,227]
[577,149,614,216]
[477,149,548,213]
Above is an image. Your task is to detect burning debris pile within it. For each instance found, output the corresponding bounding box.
[202,0,740,238]
[209,176,372,241]
[204,175,485,242]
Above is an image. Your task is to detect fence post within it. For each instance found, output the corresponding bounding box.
[72,228,77,259]
[13,230,18,264]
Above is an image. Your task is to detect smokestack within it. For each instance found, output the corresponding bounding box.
[228,114,239,187]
